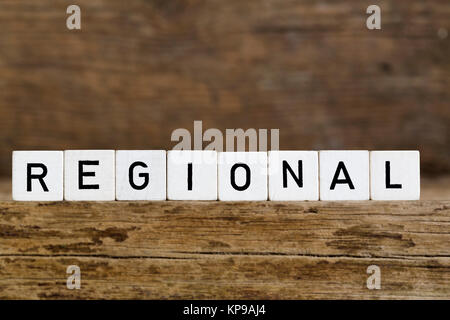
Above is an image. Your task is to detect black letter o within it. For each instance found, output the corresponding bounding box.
[230,163,250,191]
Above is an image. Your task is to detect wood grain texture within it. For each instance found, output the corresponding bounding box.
[0,0,449,177]
[1,200,449,299]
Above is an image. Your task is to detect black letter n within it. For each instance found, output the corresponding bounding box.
[282,160,303,188]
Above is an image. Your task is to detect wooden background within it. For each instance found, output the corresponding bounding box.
[0,0,449,300]
[0,0,449,176]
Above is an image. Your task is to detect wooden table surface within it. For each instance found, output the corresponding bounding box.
[0,177,449,299]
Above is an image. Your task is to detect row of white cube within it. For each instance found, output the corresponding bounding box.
[12,150,420,201]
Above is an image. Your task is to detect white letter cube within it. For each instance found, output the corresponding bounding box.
[12,151,63,201]
[370,151,420,200]
[268,151,319,201]
[64,150,115,201]
[116,150,166,200]
[319,150,369,200]
[218,152,268,201]
[167,151,217,200]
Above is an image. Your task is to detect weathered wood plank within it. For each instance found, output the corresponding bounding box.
[1,256,448,299]
[1,200,449,299]
[1,201,450,258]
[0,0,449,176]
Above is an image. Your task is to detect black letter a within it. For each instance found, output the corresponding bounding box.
[330,161,355,190]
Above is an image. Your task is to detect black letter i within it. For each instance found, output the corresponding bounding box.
[187,163,193,191]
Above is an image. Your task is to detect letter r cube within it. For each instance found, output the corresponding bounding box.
[12,151,64,201]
